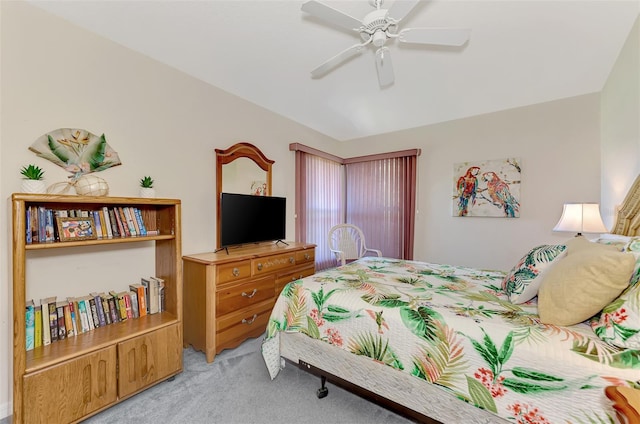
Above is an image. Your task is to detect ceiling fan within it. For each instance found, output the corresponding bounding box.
[301,0,470,87]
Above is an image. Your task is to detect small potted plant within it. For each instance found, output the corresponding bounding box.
[20,164,46,193]
[139,176,155,198]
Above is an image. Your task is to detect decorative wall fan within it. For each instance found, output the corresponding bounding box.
[301,0,470,87]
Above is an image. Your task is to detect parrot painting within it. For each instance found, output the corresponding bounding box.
[482,171,520,217]
[456,166,480,216]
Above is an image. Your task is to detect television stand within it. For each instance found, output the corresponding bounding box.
[275,239,289,246]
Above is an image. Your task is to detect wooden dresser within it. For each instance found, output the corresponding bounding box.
[183,241,316,362]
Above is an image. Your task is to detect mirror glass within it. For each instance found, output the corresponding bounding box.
[215,142,274,248]
[222,157,268,195]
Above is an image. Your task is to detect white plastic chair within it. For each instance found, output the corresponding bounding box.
[328,224,382,266]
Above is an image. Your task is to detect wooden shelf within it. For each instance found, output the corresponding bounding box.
[12,193,183,424]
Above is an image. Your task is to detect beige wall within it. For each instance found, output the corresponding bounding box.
[338,94,602,269]
[0,1,637,419]
[601,15,640,227]
[0,2,338,417]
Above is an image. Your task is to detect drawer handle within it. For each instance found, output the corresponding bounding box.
[257,263,263,271]
[242,289,257,298]
[232,268,240,277]
[242,314,258,325]
[289,256,295,264]
[304,253,310,260]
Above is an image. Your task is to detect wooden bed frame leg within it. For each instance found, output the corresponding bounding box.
[317,375,329,399]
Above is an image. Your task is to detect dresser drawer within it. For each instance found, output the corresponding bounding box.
[275,265,315,296]
[295,248,315,265]
[252,252,296,275]
[216,300,273,352]
[217,260,251,284]
[216,275,275,317]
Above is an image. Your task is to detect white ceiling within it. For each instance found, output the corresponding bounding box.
[29,0,639,141]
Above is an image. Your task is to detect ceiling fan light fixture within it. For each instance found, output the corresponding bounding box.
[372,30,387,47]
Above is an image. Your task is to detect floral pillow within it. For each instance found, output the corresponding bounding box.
[591,238,640,348]
[502,244,567,304]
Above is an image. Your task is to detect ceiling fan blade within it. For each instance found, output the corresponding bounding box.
[398,28,471,46]
[375,47,394,87]
[301,0,363,31]
[311,42,367,78]
[387,0,420,22]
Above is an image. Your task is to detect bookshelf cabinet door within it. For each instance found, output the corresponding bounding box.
[23,346,117,423]
[117,323,182,397]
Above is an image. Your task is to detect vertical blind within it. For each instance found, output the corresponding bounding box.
[294,150,344,270]
[292,144,419,270]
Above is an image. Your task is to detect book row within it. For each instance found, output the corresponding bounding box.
[25,276,165,351]
[25,205,159,244]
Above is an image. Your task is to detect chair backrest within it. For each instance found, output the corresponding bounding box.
[328,224,367,264]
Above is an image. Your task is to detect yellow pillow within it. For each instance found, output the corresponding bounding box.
[538,237,635,326]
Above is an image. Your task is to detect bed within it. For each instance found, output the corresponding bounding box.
[261,178,640,424]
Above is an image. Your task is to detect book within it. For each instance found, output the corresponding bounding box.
[90,292,107,327]
[40,296,55,346]
[56,302,66,340]
[88,297,100,328]
[63,303,74,337]
[26,300,35,351]
[92,210,103,239]
[30,205,39,243]
[45,209,55,242]
[116,292,128,321]
[34,304,42,348]
[125,207,142,236]
[86,297,96,330]
[102,206,113,238]
[68,297,81,335]
[26,208,32,244]
[122,292,133,319]
[109,208,127,237]
[148,277,162,314]
[159,279,165,312]
[107,295,119,323]
[107,208,120,237]
[48,298,58,342]
[140,278,151,314]
[98,209,109,238]
[115,207,129,237]
[76,297,90,333]
[108,290,122,320]
[129,283,147,317]
[133,208,147,236]
[100,293,112,325]
[129,290,139,318]
[38,207,47,243]
[119,207,138,237]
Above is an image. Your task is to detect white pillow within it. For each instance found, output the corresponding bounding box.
[502,244,567,304]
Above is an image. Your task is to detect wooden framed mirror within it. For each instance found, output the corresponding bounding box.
[215,142,274,248]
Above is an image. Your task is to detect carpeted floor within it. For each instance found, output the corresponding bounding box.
[81,335,413,424]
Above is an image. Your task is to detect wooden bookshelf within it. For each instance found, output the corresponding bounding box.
[11,193,183,424]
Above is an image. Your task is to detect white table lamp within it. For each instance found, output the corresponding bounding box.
[553,203,608,236]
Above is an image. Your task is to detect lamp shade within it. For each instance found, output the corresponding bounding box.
[553,203,608,235]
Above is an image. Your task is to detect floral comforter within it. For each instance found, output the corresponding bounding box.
[262,257,640,424]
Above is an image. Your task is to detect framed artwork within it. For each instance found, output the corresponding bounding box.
[251,181,267,196]
[56,216,98,241]
[453,158,521,218]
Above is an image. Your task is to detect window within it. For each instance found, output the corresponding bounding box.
[291,144,419,270]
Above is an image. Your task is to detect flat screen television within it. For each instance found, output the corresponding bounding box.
[220,192,286,248]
